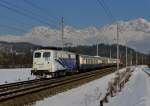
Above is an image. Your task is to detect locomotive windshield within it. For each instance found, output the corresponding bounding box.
[34,52,41,58]
[43,52,51,58]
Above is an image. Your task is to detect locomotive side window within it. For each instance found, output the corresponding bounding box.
[43,52,51,58]
[34,52,41,58]
[68,54,71,58]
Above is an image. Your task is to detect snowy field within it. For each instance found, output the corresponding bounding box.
[33,66,150,106]
[0,68,36,85]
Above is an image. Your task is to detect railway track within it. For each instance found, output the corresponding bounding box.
[0,67,116,105]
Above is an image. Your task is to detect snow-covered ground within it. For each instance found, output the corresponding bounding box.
[105,66,150,106]
[33,66,150,106]
[0,66,149,106]
[143,66,150,75]
[33,67,126,106]
[0,68,36,85]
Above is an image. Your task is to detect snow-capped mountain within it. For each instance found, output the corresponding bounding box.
[0,18,150,53]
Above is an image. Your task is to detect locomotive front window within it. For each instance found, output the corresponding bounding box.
[43,52,51,58]
[34,52,41,58]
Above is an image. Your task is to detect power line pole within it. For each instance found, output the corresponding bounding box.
[142,55,143,65]
[96,40,99,56]
[117,23,119,71]
[61,17,64,50]
[109,47,111,59]
[145,55,146,65]
[126,45,128,67]
[130,50,133,66]
[136,52,138,65]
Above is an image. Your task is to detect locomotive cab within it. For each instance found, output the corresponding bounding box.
[32,50,53,76]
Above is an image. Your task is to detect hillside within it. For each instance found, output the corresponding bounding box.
[0,41,149,68]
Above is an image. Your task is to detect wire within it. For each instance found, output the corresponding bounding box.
[0,1,58,28]
[97,0,115,22]
[0,1,48,25]
[23,0,59,22]
[1,0,58,26]
[101,0,116,21]
[1,15,34,27]
[0,23,27,33]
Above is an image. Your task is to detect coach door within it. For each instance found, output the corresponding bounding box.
[76,54,80,71]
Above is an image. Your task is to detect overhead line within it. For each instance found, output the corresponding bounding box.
[101,0,116,21]
[0,24,27,33]
[97,0,115,22]
[0,1,49,26]
[23,0,59,22]
[1,15,34,27]
[1,0,58,26]
[23,0,73,28]
[0,1,58,28]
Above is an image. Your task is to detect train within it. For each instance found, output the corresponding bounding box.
[31,49,121,78]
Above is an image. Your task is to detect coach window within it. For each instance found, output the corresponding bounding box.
[86,59,88,64]
[34,52,41,58]
[68,54,71,58]
[43,52,51,58]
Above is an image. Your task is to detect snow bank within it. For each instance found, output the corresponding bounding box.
[105,66,150,106]
[142,66,150,75]
[0,68,36,85]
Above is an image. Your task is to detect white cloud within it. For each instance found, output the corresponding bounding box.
[0,18,150,53]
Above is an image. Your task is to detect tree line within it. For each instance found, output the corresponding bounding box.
[0,43,149,68]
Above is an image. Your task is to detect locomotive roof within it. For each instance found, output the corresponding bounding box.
[34,49,75,54]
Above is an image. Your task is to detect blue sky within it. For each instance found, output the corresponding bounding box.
[0,0,150,35]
